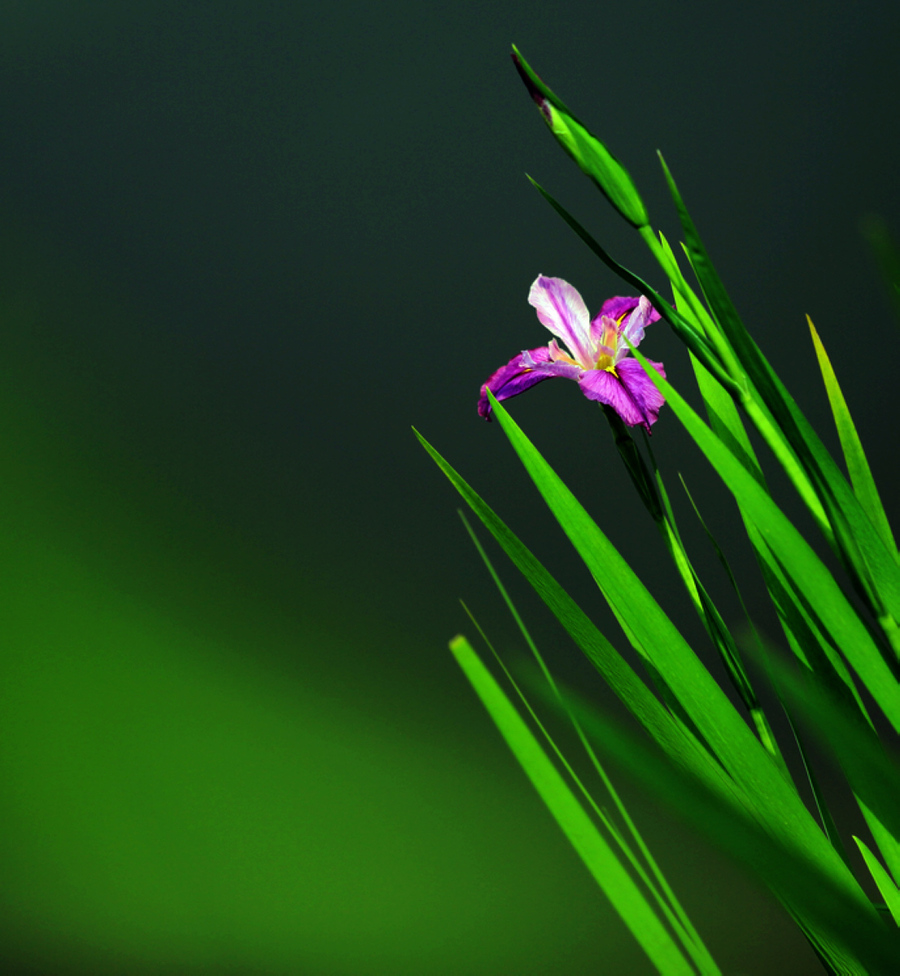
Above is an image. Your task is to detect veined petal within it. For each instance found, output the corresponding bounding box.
[615,357,667,429]
[478,346,581,419]
[578,357,666,431]
[578,369,648,427]
[528,275,594,367]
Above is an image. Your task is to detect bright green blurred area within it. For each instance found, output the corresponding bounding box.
[0,234,626,974]
[0,375,633,975]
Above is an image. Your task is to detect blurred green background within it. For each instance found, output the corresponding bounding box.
[1,2,899,973]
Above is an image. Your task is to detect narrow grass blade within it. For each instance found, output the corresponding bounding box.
[753,533,875,724]
[674,474,787,770]
[690,352,765,490]
[809,315,897,559]
[860,799,900,889]
[458,528,720,974]
[450,635,700,976]
[758,654,900,864]
[787,715,852,867]
[660,154,900,634]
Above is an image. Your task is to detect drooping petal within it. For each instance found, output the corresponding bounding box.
[614,357,667,429]
[577,359,666,430]
[578,369,651,428]
[527,275,594,367]
[478,346,581,419]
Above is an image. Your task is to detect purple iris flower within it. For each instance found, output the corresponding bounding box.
[478,275,666,431]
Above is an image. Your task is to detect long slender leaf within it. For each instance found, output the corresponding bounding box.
[660,153,900,634]
[459,526,720,973]
[416,426,767,845]
[754,533,875,724]
[860,799,900,890]
[414,428,737,801]
[756,653,900,863]
[450,635,700,976]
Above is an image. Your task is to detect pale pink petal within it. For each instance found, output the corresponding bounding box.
[548,338,579,365]
[527,275,594,367]
[588,314,619,357]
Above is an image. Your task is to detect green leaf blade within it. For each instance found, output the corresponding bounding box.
[450,635,701,976]
[480,393,873,910]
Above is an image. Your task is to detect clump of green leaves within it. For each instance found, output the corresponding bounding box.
[419,48,900,975]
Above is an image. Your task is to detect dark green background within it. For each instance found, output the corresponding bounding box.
[1,2,898,973]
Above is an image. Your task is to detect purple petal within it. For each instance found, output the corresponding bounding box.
[595,295,642,325]
[615,357,667,429]
[478,346,581,419]
[578,357,666,431]
[527,276,593,367]
[578,370,648,427]
[477,346,550,419]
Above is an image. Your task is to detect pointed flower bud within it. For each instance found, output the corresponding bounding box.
[512,47,649,229]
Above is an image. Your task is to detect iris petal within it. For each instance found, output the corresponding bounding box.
[578,369,649,427]
[595,295,642,324]
[577,359,665,431]
[527,275,594,367]
[614,357,667,429]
